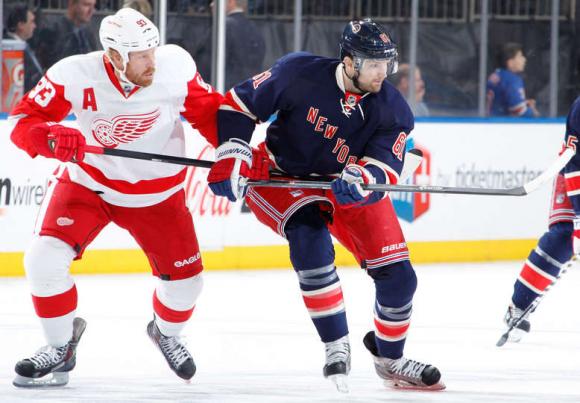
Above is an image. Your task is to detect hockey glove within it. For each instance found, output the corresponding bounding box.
[207,139,253,202]
[29,123,86,162]
[247,146,272,181]
[331,164,376,206]
[573,217,580,255]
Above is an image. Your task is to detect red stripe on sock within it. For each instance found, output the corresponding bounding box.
[302,288,344,310]
[520,264,552,291]
[374,318,410,338]
[32,285,77,318]
[153,291,195,323]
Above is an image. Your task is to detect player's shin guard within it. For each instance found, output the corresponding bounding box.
[512,222,573,310]
[506,222,573,341]
[296,264,348,342]
[153,275,202,336]
[295,264,350,392]
[25,236,78,346]
[368,261,417,359]
[285,205,346,342]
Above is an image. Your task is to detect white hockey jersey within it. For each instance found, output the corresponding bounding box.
[9,45,222,207]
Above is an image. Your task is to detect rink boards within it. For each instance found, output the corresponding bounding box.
[0,117,565,275]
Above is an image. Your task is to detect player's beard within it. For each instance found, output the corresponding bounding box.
[358,79,383,94]
[128,68,156,87]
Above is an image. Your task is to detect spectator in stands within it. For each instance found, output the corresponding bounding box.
[487,42,540,117]
[36,0,98,68]
[390,63,430,117]
[223,0,264,88]
[123,0,153,18]
[3,3,44,92]
[197,0,265,89]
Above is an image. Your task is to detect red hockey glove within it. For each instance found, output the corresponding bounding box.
[247,146,272,181]
[573,218,580,255]
[207,139,252,202]
[28,123,86,162]
[331,164,376,206]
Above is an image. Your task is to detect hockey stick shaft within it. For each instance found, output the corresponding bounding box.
[248,148,573,196]
[83,146,572,196]
[82,145,422,182]
[83,145,215,168]
[496,255,577,347]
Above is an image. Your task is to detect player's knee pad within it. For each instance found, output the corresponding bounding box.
[23,236,76,296]
[368,261,417,307]
[539,221,573,263]
[285,204,334,270]
[155,274,203,312]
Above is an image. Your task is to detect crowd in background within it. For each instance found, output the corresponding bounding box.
[2,0,575,118]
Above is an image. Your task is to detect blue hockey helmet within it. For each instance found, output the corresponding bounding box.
[340,19,398,75]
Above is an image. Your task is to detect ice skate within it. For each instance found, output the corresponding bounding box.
[147,320,196,381]
[503,304,531,343]
[13,317,87,388]
[322,335,351,393]
[363,331,445,391]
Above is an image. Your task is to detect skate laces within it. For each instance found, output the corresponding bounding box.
[389,357,427,381]
[325,336,350,365]
[506,305,525,325]
[29,345,67,369]
[160,335,191,367]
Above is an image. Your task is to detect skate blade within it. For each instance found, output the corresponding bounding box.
[384,379,446,391]
[13,372,69,388]
[507,329,526,343]
[328,374,349,393]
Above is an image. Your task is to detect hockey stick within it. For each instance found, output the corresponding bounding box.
[246,148,573,196]
[81,145,423,182]
[496,255,577,347]
[82,145,572,196]
[83,145,215,168]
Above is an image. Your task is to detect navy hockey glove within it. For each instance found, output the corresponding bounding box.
[207,139,252,202]
[331,164,377,206]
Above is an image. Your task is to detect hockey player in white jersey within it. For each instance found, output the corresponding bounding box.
[9,8,222,387]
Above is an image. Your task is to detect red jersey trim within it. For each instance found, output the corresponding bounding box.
[77,161,187,194]
[103,56,141,99]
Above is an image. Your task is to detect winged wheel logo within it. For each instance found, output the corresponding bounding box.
[91,109,160,147]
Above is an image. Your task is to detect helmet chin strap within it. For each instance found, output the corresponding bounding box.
[109,53,138,90]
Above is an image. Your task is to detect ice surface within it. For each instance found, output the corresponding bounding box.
[1,261,578,402]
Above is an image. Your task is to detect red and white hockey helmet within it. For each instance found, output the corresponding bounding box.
[99,8,159,65]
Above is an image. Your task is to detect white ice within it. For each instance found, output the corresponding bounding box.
[1,261,579,403]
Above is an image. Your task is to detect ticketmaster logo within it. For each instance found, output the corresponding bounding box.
[455,165,542,188]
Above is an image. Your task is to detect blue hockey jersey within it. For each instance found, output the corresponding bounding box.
[217,52,414,183]
[564,96,580,214]
[487,68,534,117]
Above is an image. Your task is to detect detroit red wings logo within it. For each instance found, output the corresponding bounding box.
[91,109,160,147]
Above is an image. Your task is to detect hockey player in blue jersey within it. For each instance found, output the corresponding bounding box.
[487,42,540,117]
[207,19,445,391]
[501,98,579,341]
